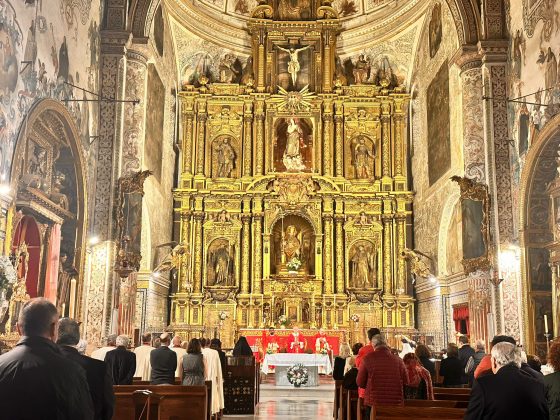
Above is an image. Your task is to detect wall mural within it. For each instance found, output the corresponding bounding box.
[426,61,451,185]
[0,0,100,183]
[428,3,442,59]
[145,64,165,181]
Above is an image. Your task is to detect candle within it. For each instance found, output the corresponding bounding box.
[545,314,549,334]
[69,278,77,318]
[61,303,66,317]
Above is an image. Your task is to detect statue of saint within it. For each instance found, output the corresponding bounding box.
[282,118,306,171]
[353,54,370,84]
[351,244,376,288]
[282,225,301,262]
[353,137,374,179]
[215,138,236,178]
[277,44,311,86]
[278,0,311,20]
[209,243,232,286]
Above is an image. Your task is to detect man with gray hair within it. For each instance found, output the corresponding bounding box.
[465,341,548,419]
[0,298,94,419]
[58,318,114,420]
[91,333,117,361]
[465,339,486,385]
[105,334,136,385]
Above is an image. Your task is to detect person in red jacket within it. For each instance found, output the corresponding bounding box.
[355,327,380,398]
[357,333,409,416]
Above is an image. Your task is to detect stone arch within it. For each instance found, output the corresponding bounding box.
[519,113,560,356]
[9,98,88,316]
[444,0,481,45]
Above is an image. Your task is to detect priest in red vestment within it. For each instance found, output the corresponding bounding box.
[287,327,306,353]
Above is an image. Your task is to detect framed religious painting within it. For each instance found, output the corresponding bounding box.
[451,176,491,274]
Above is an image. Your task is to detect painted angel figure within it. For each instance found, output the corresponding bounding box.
[277,44,311,86]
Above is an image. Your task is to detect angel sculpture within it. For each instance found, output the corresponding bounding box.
[277,44,312,86]
[153,242,190,273]
[401,248,433,281]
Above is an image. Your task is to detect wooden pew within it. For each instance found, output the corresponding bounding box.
[113,385,207,420]
[405,399,468,409]
[371,405,466,420]
[433,387,470,394]
[334,380,343,419]
[433,393,470,402]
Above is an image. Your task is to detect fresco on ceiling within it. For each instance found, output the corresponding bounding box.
[428,3,442,59]
[0,0,100,183]
[426,61,451,185]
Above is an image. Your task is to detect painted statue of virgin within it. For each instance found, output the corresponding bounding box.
[283,118,306,171]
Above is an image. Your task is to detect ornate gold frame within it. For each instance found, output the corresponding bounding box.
[451,175,491,274]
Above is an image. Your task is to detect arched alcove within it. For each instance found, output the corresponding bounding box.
[519,113,560,356]
[8,99,88,317]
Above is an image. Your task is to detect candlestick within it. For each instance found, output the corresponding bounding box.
[545,314,549,334]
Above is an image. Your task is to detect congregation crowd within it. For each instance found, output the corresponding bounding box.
[0,298,254,419]
[3,298,560,419]
[334,327,560,419]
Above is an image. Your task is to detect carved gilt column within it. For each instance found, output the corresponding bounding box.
[241,215,251,294]
[382,215,393,294]
[334,215,345,293]
[334,102,344,177]
[393,113,404,179]
[253,213,263,294]
[381,103,392,179]
[395,214,406,293]
[179,211,192,292]
[196,101,207,176]
[323,102,333,176]
[243,102,253,177]
[323,214,334,294]
[192,212,204,293]
[181,97,195,176]
[254,100,265,175]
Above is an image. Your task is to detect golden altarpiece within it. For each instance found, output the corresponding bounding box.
[171,1,414,348]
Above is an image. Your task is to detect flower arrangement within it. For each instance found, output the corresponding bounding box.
[286,257,302,272]
[287,363,309,387]
[278,314,289,328]
[0,256,17,293]
[350,313,360,323]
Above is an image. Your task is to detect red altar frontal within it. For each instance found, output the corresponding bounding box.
[239,328,343,360]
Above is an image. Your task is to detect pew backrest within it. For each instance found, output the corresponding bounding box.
[113,385,207,420]
[371,405,465,420]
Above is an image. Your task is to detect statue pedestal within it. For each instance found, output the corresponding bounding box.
[278,264,306,276]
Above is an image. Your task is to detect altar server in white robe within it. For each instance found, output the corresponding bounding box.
[201,338,224,415]
[133,332,155,380]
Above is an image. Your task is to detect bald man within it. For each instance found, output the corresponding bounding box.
[0,298,94,419]
[170,335,187,379]
[150,333,177,385]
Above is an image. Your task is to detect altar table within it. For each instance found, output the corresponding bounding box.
[262,353,333,377]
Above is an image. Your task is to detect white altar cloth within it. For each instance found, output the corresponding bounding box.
[261,353,333,375]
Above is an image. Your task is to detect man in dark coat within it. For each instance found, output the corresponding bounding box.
[210,338,227,378]
[458,335,475,384]
[150,333,177,385]
[0,298,94,419]
[464,342,548,420]
[57,318,114,420]
[105,335,136,385]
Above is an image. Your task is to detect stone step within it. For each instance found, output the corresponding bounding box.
[259,383,335,401]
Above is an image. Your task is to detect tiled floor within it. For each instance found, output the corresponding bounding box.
[224,376,335,420]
